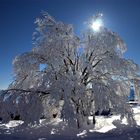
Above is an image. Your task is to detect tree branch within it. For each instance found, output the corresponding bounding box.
[4,88,50,96]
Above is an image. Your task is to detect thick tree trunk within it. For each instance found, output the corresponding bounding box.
[93,114,96,125]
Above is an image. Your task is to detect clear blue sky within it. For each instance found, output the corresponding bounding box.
[0,0,140,89]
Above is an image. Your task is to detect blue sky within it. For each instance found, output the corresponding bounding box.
[0,0,140,89]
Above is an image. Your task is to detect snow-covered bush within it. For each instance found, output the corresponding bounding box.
[0,90,43,124]
[0,12,139,128]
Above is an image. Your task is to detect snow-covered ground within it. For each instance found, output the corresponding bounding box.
[1,105,140,140]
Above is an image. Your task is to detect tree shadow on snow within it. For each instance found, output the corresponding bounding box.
[0,121,140,140]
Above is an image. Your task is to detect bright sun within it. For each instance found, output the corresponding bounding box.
[91,19,103,31]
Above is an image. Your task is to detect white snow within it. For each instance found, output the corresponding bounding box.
[5,121,24,128]
[0,105,140,140]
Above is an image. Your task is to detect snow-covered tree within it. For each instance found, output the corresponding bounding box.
[0,12,139,128]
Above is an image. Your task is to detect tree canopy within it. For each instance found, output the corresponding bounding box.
[0,12,139,128]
